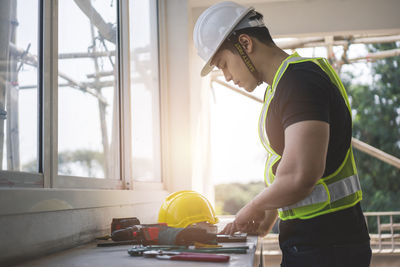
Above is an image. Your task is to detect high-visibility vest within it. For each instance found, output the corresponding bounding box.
[258,52,362,220]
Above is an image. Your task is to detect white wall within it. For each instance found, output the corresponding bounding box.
[160,0,193,192]
[161,0,216,203]
[161,0,214,204]
[0,188,168,264]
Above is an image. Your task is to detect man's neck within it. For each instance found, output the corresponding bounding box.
[254,45,289,85]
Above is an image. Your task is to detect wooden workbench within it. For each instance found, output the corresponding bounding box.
[18,235,263,267]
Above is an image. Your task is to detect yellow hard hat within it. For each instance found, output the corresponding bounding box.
[158,190,219,228]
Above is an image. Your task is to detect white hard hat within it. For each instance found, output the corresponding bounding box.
[193,1,263,77]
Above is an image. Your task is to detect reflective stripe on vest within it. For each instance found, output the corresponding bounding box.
[258,56,304,154]
[265,153,279,185]
[258,52,362,220]
[278,174,361,212]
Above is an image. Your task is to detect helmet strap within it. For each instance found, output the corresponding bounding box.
[228,32,263,86]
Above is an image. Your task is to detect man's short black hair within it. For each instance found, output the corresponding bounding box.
[236,26,275,45]
[218,12,275,54]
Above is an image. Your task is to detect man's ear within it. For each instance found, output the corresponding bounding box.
[238,34,253,53]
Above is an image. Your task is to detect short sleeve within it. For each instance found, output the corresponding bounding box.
[276,67,331,129]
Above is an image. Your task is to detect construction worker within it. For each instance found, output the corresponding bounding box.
[193,2,371,266]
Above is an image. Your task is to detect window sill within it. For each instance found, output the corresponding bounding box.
[0,182,167,216]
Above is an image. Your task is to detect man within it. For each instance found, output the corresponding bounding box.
[193,2,371,266]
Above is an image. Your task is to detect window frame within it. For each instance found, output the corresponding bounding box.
[0,0,154,190]
[0,171,43,188]
[130,0,163,183]
[55,0,125,189]
[0,0,169,222]
[0,0,42,187]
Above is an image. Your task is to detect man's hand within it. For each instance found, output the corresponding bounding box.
[219,209,278,236]
[219,201,265,235]
[219,221,238,236]
[219,221,260,236]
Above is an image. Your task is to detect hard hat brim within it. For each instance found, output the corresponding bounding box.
[200,7,254,77]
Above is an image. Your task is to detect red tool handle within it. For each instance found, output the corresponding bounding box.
[170,254,230,262]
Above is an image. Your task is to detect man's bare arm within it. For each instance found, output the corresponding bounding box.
[249,120,329,210]
[227,120,329,234]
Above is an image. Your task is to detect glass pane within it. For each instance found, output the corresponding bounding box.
[0,1,39,172]
[129,0,162,182]
[58,0,119,179]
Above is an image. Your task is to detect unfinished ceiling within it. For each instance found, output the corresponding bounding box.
[190,0,400,37]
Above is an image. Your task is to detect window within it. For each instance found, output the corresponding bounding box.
[0,0,162,189]
[58,0,120,179]
[129,0,162,182]
[0,1,39,174]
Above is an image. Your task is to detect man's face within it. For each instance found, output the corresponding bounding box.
[212,49,258,92]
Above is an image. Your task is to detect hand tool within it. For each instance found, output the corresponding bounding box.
[142,250,193,257]
[111,226,142,242]
[127,245,186,256]
[111,217,140,233]
[108,221,218,245]
[159,226,217,245]
[141,250,230,262]
[127,245,249,256]
[177,246,249,254]
[217,233,247,242]
[111,223,167,244]
[193,241,222,248]
[97,240,140,247]
[156,253,230,262]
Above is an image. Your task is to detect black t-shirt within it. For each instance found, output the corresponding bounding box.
[265,61,370,246]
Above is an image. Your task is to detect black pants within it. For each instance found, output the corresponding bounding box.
[280,241,371,267]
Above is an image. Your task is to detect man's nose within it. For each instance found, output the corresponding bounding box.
[223,70,232,82]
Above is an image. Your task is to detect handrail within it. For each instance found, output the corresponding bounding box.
[352,138,400,169]
[364,211,400,216]
[364,211,400,253]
